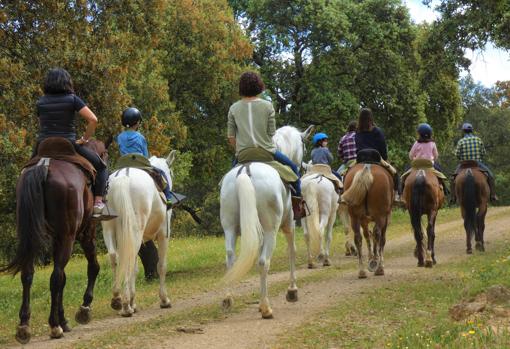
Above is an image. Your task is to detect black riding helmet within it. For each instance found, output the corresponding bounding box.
[121,107,142,127]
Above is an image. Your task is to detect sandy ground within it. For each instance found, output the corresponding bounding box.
[10,207,510,349]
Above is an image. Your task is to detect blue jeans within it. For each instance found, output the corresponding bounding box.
[273,150,301,196]
[153,167,172,201]
[332,170,341,180]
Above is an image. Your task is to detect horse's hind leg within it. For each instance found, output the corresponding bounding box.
[283,223,298,302]
[323,211,336,266]
[425,211,437,267]
[352,218,367,279]
[75,228,100,325]
[156,233,171,308]
[103,226,121,310]
[476,205,487,252]
[16,266,34,344]
[259,232,277,318]
[462,207,473,254]
[374,216,388,276]
[222,228,237,310]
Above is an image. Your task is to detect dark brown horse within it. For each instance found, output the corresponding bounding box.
[341,163,393,279]
[454,161,489,254]
[0,137,109,344]
[403,168,444,268]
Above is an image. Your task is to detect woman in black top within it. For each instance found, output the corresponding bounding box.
[35,68,107,214]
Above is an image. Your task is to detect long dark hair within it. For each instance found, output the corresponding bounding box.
[43,68,74,94]
[357,108,374,132]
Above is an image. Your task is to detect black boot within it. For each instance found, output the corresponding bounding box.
[138,241,159,281]
[488,177,498,202]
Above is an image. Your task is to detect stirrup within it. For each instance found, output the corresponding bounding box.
[92,202,118,221]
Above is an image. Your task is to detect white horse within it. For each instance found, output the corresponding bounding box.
[101,151,176,316]
[220,125,313,319]
[301,171,339,268]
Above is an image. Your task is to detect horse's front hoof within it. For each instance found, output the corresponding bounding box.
[358,270,367,279]
[111,297,122,311]
[15,325,31,344]
[160,298,172,309]
[374,267,385,276]
[323,259,331,267]
[467,248,473,255]
[61,320,72,332]
[222,296,233,311]
[50,326,64,339]
[286,289,298,302]
[75,305,91,324]
[368,259,378,272]
[424,261,433,268]
[261,308,273,319]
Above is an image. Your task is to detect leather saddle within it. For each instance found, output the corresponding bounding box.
[356,149,382,164]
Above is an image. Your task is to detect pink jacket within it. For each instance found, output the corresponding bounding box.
[409,141,438,162]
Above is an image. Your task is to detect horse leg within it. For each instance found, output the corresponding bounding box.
[317,216,328,263]
[15,265,34,344]
[352,218,367,279]
[376,219,388,276]
[282,223,298,302]
[303,222,314,268]
[156,233,171,308]
[323,212,335,267]
[340,204,356,256]
[363,223,376,272]
[462,207,473,254]
[222,229,237,310]
[476,205,487,252]
[103,226,121,310]
[75,229,100,325]
[425,211,437,268]
[259,232,276,319]
[49,238,73,339]
[129,259,138,313]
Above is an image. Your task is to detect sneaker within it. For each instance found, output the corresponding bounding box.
[92,202,118,221]
[93,202,105,215]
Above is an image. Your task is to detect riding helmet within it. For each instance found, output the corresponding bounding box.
[121,107,142,127]
[462,122,473,132]
[312,132,328,145]
[417,123,433,138]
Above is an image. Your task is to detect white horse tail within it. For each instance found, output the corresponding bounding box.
[341,164,373,206]
[303,178,321,256]
[223,173,262,284]
[110,176,139,290]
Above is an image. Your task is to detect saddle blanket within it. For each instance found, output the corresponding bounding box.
[237,147,298,183]
[113,153,168,191]
[303,164,343,190]
[401,159,447,180]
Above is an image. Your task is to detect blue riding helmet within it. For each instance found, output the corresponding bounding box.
[312,132,328,145]
[417,123,433,138]
[462,122,473,132]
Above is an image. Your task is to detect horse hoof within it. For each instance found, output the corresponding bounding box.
[317,253,325,262]
[261,309,273,319]
[15,325,31,344]
[286,289,298,302]
[417,261,424,267]
[111,297,122,311]
[424,261,433,268]
[374,267,385,276]
[75,306,91,324]
[308,263,315,269]
[121,311,133,318]
[323,259,331,267]
[222,296,233,311]
[475,243,485,252]
[358,270,367,279]
[61,321,72,332]
[466,249,473,255]
[50,326,64,339]
[160,299,172,309]
[368,260,378,272]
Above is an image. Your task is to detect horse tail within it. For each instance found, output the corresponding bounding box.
[463,170,478,237]
[410,170,426,243]
[223,173,262,284]
[341,164,373,206]
[1,166,51,275]
[110,176,139,290]
[303,178,321,256]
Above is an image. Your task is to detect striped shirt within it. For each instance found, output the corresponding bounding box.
[337,131,357,162]
[455,134,486,161]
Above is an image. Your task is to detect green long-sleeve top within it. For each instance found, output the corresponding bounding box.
[227,98,276,155]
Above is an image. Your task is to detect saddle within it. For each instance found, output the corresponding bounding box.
[302,164,343,192]
[113,153,167,192]
[24,137,96,180]
[356,149,381,164]
[236,147,298,183]
[401,159,447,181]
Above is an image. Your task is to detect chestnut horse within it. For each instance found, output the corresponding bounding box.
[0,138,108,344]
[454,162,489,254]
[403,169,444,267]
[341,163,393,278]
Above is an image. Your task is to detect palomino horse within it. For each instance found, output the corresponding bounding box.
[454,161,490,254]
[301,167,340,268]
[0,138,107,344]
[341,161,393,278]
[403,166,444,267]
[220,125,313,319]
[101,151,176,316]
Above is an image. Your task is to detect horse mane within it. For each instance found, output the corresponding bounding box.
[273,126,304,164]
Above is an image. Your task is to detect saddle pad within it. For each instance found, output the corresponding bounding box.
[24,137,96,179]
[114,153,153,171]
[401,159,447,180]
[303,164,343,189]
[237,147,298,183]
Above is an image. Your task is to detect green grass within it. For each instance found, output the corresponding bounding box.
[0,206,503,346]
[274,239,510,348]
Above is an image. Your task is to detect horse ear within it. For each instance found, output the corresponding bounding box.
[104,134,114,149]
[301,125,315,140]
[166,150,177,166]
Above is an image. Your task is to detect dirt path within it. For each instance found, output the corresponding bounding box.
[10,207,510,349]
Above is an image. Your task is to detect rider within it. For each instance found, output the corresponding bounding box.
[34,68,107,217]
[117,107,175,209]
[337,120,357,175]
[452,123,497,202]
[406,123,449,195]
[311,132,342,181]
[354,108,401,201]
[227,71,306,219]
